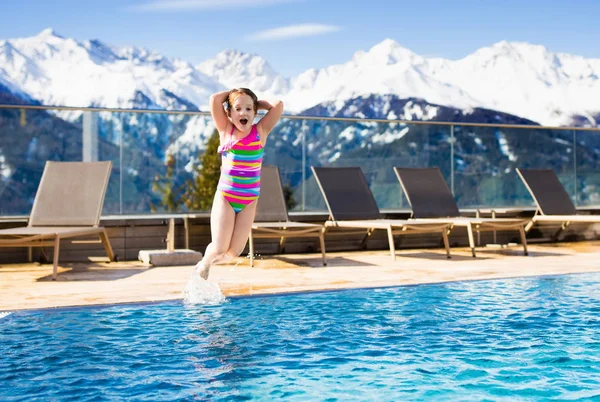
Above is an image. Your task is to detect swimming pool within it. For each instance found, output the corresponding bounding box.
[2,273,600,400]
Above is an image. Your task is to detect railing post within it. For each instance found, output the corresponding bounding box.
[82,111,98,162]
[119,113,124,215]
[20,108,26,127]
[573,129,577,206]
[301,120,307,211]
[450,125,455,195]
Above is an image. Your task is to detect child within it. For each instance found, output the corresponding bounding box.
[195,88,284,279]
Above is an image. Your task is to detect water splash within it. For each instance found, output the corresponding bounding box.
[246,253,262,262]
[0,311,12,319]
[182,271,226,305]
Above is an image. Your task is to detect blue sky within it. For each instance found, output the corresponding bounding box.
[2,0,599,76]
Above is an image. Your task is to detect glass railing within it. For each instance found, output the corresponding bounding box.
[1,104,599,216]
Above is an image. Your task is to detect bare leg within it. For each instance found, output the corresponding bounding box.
[212,200,258,265]
[196,192,235,279]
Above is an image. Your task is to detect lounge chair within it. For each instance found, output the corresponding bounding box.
[517,168,600,238]
[394,167,528,257]
[250,166,326,267]
[311,166,451,260]
[0,161,115,280]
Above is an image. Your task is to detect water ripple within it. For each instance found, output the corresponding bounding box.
[1,273,600,400]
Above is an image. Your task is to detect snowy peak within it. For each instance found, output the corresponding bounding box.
[37,28,63,38]
[0,28,222,110]
[113,44,172,66]
[462,40,600,82]
[1,30,599,127]
[282,37,600,126]
[463,40,556,71]
[487,40,546,57]
[285,38,473,112]
[353,38,423,66]
[11,28,79,57]
[197,49,289,94]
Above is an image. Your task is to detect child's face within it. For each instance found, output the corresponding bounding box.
[229,94,256,132]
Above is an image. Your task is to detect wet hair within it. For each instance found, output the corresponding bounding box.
[225,88,259,114]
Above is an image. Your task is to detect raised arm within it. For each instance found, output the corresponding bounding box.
[209,90,231,134]
[256,99,284,140]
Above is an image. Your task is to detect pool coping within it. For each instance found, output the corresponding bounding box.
[2,241,600,312]
[2,270,599,314]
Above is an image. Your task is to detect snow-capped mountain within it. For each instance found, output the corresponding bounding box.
[302,94,539,125]
[199,38,600,127]
[0,78,35,104]
[3,30,600,214]
[0,28,222,112]
[1,29,600,127]
[430,41,600,127]
[196,49,289,95]
[284,39,478,114]
[278,39,600,127]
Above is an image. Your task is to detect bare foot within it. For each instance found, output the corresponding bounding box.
[195,261,210,280]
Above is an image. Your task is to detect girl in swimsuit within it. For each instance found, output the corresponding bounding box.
[195,88,283,279]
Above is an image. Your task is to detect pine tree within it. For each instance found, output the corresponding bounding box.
[282,182,297,211]
[185,129,221,211]
[151,152,182,212]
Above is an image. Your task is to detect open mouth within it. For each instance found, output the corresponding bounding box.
[239,118,248,125]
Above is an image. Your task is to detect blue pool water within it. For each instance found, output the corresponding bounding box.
[2,273,600,401]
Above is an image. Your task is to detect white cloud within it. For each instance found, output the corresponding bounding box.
[131,0,298,11]
[246,23,341,41]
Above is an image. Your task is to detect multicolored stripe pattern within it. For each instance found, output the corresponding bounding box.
[217,124,264,213]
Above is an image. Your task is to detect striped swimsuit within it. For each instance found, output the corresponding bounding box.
[217,124,264,213]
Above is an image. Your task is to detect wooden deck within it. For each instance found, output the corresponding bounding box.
[1,241,600,311]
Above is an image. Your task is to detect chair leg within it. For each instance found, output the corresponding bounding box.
[99,229,115,262]
[249,233,255,268]
[40,247,50,264]
[360,228,373,250]
[387,226,396,260]
[442,228,451,259]
[466,224,476,258]
[551,222,569,241]
[519,226,529,256]
[319,231,327,266]
[52,235,60,281]
[278,236,286,253]
[525,220,534,232]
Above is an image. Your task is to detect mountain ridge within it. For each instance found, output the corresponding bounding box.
[1,29,599,127]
